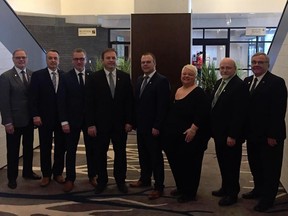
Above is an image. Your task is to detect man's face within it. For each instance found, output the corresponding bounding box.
[251,55,269,77]
[72,51,86,72]
[13,50,28,70]
[102,51,117,71]
[219,58,236,80]
[46,51,60,71]
[141,55,155,75]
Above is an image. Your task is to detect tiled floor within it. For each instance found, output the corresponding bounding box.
[0,132,287,215]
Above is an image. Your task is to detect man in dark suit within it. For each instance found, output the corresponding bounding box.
[129,52,171,200]
[86,48,133,194]
[242,52,287,212]
[58,48,97,192]
[210,58,249,206]
[0,49,41,189]
[29,49,66,187]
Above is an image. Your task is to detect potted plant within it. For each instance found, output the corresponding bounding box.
[197,63,218,97]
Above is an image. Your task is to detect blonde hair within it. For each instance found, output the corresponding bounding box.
[182,64,197,76]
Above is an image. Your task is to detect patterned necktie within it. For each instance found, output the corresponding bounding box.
[51,71,57,91]
[212,80,226,107]
[250,77,258,94]
[109,72,115,98]
[140,76,149,97]
[21,71,28,87]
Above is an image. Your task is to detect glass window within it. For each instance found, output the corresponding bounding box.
[193,29,203,39]
[204,29,228,39]
[110,29,130,42]
[230,28,256,41]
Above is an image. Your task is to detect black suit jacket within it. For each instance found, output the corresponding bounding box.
[29,68,64,129]
[211,75,249,141]
[86,69,133,133]
[244,71,287,140]
[58,69,92,128]
[135,72,171,133]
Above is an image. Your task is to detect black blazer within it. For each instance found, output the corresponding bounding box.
[135,72,171,133]
[86,69,134,133]
[29,68,64,129]
[244,71,287,140]
[211,75,249,141]
[58,69,92,128]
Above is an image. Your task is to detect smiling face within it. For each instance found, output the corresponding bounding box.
[181,65,196,86]
[46,51,60,71]
[102,50,117,72]
[141,54,156,75]
[219,58,236,80]
[251,54,269,77]
[13,50,28,70]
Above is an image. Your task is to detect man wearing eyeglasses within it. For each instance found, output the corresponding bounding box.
[0,49,41,189]
[58,48,97,192]
[242,52,287,212]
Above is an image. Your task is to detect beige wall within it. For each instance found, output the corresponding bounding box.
[272,33,288,191]
[6,0,286,15]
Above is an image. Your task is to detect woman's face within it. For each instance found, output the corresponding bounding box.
[181,67,196,85]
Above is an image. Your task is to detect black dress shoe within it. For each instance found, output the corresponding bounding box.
[242,190,260,199]
[212,188,226,197]
[23,172,41,180]
[170,189,182,197]
[8,181,17,189]
[94,184,107,194]
[254,202,273,212]
[177,194,196,203]
[218,196,238,206]
[118,184,128,193]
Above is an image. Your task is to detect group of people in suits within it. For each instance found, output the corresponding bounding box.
[0,49,287,212]
[210,53,287,213]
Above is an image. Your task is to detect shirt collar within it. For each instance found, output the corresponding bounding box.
[48,68,58,74]
[104,68,116,76]
[75,68,85,75]
[144,70,156,79]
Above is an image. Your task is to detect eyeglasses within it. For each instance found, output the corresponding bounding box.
[141,61,152,64]
[14,56,27,60]
[73,58,86,62]
[251,61,268,65]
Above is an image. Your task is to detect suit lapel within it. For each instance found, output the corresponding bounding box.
[11,68,25,87]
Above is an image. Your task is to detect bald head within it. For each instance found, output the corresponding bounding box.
[219,58,237,80]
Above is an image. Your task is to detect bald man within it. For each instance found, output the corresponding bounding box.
[210,58,249,206]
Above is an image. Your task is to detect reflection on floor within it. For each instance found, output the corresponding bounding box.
[0,132,287,216]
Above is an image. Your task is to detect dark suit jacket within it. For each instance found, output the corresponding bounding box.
[58,69,92,128]
[135,72,171,133]
[0,67,33,127]
[244,71,287,141]
[29,68,64,129]
[211,75,249,141]
[86,69,133,133]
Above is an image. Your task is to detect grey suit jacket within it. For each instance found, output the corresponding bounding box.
[0,67,33,127]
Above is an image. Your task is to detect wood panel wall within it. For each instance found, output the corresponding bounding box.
[131,13,192,96]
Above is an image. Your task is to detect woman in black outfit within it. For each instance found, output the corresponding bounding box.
[162,64,211,203]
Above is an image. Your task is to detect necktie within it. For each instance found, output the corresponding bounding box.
[78,72,84,87]
[140,76,149,97]
[250,77,258,94]
[212,80,226,107]
[51,71,57,91]
[109,72,115,98]
[21,71,28,87]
